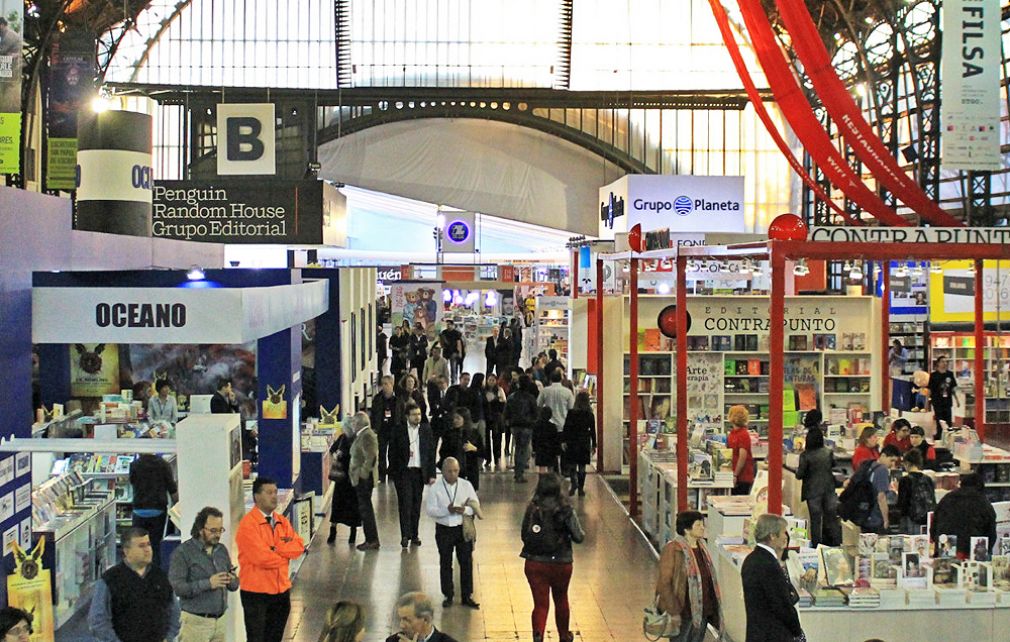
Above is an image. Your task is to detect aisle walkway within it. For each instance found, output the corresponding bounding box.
[283,472,658,641]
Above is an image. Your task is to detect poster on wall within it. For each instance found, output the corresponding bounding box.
[8,539,55,642]
[941,0,1001,171]
[686,353,723,430]
[46,27,94,190]
[390,282,443,331]
[889,267,928,315]
[262,384,287,419]
[929,260,1010,322]
[0,0,23,173]
[69,343,120,397]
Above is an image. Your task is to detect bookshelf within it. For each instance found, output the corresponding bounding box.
[611,295,881,467]
[930,331,1010,425]
[536,296,570,366]
[889,320,929,376]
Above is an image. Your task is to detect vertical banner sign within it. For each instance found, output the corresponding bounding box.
[442,211,477,254]
[217,103,276,175]
[941,0,1001,171]
[46,27,95,189]
[0,0,23,173]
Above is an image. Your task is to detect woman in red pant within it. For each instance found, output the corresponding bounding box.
[520,473,586,642]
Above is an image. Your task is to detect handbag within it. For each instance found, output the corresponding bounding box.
[643,595,681,641]
[462,514,477,542]
[328,452,346,482]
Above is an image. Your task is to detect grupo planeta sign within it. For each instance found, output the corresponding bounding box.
[152,179,337,244]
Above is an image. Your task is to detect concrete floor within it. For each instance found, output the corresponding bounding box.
[284,471,659,642]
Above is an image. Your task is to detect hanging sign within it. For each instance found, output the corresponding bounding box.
[941,0,1001,171]
[441,211,477,254]
[7,539,55,642]
[217,103,276,175]
[46,26,94,190]
[809,226,1010,245]
[0,1,23,172]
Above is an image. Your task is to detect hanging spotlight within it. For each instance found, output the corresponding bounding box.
[968,263,977,274]
[911,263,925,278]
[793,259,810,277]
[186,266,205,281]
[930,262,943,274]
[657,282,671,294]
[849,262,863,280]
[894,263,909,278]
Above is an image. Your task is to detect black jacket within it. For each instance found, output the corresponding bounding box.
[561,408,596,466]
[370,392,403,436]
[385,628,458,642]
[932,486,997,556]
[485,336,497,361]
[504,390,538,429]
[446,385,483,423]
[210,391,238,414]
[741,546,802,642]
[795,446,836,501]
[520,501,585,564]
[129,454,177,511]
[388,420,436,480]
[439,425,484,475]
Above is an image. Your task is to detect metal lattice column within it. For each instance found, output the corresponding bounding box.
[905,0,942,205]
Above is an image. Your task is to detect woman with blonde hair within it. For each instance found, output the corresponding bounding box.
[319,600,365,642]
[726,405,754,495]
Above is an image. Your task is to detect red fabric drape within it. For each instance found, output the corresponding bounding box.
[774,0,963,227]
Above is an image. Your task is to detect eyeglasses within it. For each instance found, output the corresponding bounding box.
[203,527,226,535]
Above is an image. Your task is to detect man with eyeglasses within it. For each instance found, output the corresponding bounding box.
[169,506,239,642]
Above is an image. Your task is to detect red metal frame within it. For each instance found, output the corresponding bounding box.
[882,265,891,414]
[675,256,689,511]
[976,260,985,441]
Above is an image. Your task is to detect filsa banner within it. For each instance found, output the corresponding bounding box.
[941,0,1001,171]
[152,179,332,244]
[0,0,23,173]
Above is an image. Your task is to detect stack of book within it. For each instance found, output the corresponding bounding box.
[812,588,846,607]
[906,588,936,607]
[847,586,881,608]
[796,588,813,608]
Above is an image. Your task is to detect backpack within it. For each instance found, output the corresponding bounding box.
[907,474,937,524]
[522,504,567,556]
[838,460,878,527]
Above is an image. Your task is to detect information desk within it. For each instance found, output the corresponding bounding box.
[714,543,1010,642]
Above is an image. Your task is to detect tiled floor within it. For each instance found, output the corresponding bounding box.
[284,471,660,642]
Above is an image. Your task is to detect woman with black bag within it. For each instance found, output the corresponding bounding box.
[327,425,361,544]
[520,473,585,642]
[561,392,597,496]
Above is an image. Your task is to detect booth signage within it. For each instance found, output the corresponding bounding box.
[216,103,276,175]
[809,226,1010,245]
[597,175,745,239]
[33,281,328,344]
[152,179,332,244]
[441,211,477,254]
[941,0,1001,171]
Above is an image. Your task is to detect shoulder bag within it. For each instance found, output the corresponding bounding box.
[642,595,681,641]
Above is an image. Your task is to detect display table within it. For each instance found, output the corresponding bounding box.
[638,450,734,545]
[707,495,791,543]
[714,543,1010,642]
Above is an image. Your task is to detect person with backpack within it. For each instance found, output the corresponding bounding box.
[839,444,902,533]
[931,472,997,559]
[896,448,936,534]
[505,375,539,483]
[520,473,585,642]
[795,426,839,546]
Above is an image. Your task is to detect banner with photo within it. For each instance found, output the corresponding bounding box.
[929,260,1010,322]
[46,27,95,190]
[941,0,1001,171]
[390,281,443,331]
[0,0,23,173]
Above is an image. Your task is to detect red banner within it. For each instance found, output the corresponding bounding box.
[774,0,963,227]
[706,0,857,225]
[735,0,909,227]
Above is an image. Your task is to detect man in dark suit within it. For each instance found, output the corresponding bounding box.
[388,402,436,549]
[427,375,451,444]
[210,377,239,414]
[741,513,803,642]
[370,376,403,484]
[385,592,458,642]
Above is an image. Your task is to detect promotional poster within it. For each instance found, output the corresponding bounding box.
[390,282,443,330]
[46,27,95,190]
[69,343,120,397]
[0,0,23,172]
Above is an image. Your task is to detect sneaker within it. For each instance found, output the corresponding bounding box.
[401,538,409,549]
[411,538,422,546]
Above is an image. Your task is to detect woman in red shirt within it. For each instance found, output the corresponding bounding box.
[851,426,880,471]
[882,418,912,453]
[726,405,755,495]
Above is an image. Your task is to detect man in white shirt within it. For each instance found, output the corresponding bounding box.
[425,457,480,610]
[389,403,436,549]
[537,370,574,432]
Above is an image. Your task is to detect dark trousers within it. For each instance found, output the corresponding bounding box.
[732,480,753,496]
[393,468,424,539]
[377,429,390,482]
[354,478,379,543]
[568,464,587,491]
[485,419,504,467]
[524,559,573,637]
[806,493,840,547]
[240,589,290,642]
[448,354,463,383]
[132,512,167,569]
[514,428,532,480]
[435,523,474,599]
[934,404,952,439]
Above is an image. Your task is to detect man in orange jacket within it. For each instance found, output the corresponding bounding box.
[235,476,305,642]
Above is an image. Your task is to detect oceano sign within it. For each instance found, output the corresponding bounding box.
[95,303,187,328]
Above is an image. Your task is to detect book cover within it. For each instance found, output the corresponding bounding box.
[971,536,991,562]
[747,359,762,375]
[938,534,958,558]
[991,555,1010,590]
[933,558,957,587]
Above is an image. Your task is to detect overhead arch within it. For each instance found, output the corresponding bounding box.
[318,118,626,236]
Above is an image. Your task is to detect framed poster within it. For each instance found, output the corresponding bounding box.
[70,343,119,397]
[360,306,366,373]
[350,312,357,382]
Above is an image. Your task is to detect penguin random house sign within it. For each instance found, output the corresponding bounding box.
[597,175,746,239]
[151,179,347,245]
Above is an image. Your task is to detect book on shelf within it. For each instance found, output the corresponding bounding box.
[713,336,732,351]
[788,335,808,351]
[813,333,837,350]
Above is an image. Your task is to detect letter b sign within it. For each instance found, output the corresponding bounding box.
[217,103,276,175]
